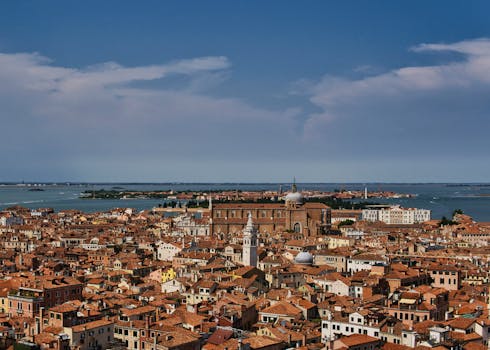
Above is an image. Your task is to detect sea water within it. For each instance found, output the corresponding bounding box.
[0,183,489,221]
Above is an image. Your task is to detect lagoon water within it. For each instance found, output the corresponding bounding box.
[0,183,489,221]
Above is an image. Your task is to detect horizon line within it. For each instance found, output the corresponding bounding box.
[1,181,490,185]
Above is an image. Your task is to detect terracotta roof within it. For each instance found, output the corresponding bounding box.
[338,334,380,347]
[207,329,234,345]
[71,319,112,333]
[260,301,303,317]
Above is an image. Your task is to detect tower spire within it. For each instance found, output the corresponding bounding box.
[242,212,257,267]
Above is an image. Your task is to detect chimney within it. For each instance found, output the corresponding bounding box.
[38,307,44,334]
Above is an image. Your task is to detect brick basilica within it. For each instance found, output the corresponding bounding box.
[209,184,331,236]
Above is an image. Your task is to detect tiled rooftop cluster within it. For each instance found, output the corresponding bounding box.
[0,203,488,350]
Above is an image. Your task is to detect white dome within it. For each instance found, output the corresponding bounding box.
[295,251,313,265]
[285,191,303,204]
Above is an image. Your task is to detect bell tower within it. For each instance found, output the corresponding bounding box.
[242,212,258,267]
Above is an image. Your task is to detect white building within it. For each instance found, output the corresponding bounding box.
[242,213,258,267]
[161,279,185,294]
[321,310,417,347]
[362,205,430,224]
[156,241,182,261]
[173,213,209,236]
[0,213,23,226]
[347,254,386,274]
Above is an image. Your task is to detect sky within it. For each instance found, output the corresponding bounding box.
[1,1,490,183]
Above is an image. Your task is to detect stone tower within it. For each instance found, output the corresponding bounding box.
[242,212,258,267]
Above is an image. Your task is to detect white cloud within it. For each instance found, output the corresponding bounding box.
[0,52,301,180]
[302,38,490,141]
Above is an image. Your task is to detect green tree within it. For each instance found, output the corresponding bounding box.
[338,219,355,227]
[439,216,457,226]
[452,208,464,216]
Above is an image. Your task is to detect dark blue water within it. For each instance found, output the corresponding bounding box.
[0,183,489,221]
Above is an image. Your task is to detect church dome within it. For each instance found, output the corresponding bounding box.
[295,251,313,265]
[285,191,303,204]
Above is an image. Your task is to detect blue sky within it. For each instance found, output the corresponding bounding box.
[1,1,490,182]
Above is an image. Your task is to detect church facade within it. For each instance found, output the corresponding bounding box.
[210,188,331,236]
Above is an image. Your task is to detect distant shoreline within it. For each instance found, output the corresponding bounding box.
[1,182,490,186]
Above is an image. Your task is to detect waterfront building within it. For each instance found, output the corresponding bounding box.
[362,205,431,224]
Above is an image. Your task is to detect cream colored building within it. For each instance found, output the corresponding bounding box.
[64,319,114,350]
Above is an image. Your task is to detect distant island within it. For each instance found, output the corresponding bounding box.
[78,188,417,210]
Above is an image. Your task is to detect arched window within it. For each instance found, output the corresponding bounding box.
[293,223,301,233]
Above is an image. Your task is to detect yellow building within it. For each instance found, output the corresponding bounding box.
[162,267,177,283]
[0,294,9,314]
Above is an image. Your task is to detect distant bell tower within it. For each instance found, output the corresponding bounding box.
[242,212,258,267]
